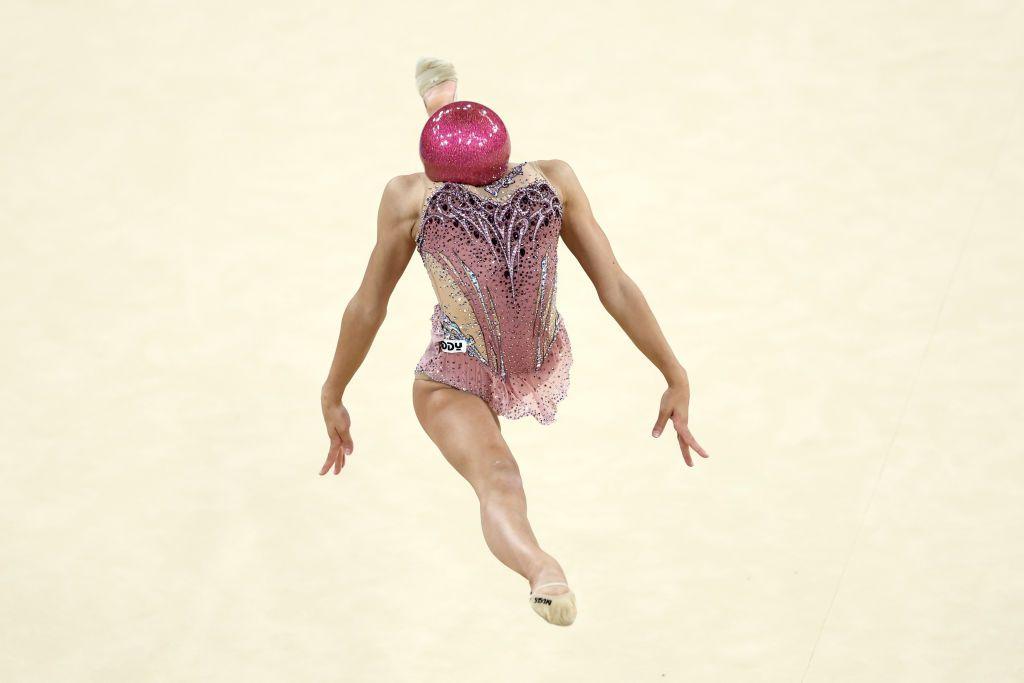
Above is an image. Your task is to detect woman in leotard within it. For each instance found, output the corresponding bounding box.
[318,57,710,627]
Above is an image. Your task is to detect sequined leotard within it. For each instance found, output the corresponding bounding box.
[413,160,572,425]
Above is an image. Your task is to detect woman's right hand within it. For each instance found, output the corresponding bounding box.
[320,391,354,475]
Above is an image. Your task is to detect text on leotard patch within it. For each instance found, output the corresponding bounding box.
[438,339,468,353]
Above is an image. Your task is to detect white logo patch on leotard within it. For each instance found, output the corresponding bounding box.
[438,339,468,353]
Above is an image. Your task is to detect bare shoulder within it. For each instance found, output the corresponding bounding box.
[382,170,429,218]
[533,158,581,207]
[536,157,577,181]
[534,158,573,176]
[360,170,430,246]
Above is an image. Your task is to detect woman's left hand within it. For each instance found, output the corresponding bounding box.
[652,379,710,467]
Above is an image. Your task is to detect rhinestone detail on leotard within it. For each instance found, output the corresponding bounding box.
[413,161,572,425]
[482,161,526,196]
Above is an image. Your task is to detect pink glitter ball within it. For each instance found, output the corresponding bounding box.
[419,100,511,186]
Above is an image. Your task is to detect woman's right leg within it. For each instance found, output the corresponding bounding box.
[411,377,570,595]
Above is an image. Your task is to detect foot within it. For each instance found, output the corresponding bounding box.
[415,57,458,115]
[528,581,577,626]
[422,81,456,115]
[527,562,576,626]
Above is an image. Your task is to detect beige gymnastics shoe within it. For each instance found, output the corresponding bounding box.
[415,56,458,115]
[415,56,458,98]
[528,581,577,626]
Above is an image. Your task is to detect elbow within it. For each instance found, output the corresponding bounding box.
[597,278,627,311]
[346,296,387,325]
[596,264,632,310]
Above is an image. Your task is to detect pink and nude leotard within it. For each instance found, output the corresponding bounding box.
[413,160,572,425]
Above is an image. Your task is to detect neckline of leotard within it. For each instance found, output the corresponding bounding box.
[464,160,524,186]
[430,161,527,191]
[478,161,527,195]
[493,161,525,183]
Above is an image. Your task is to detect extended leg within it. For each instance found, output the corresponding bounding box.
[411,378,572,599]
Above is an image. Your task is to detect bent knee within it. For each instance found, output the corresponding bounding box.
[475,451,524,496]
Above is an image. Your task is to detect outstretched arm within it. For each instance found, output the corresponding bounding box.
[319,174,421,475]
[544,159,710,466]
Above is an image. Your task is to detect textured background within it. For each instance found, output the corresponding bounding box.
[2,1,1022,681]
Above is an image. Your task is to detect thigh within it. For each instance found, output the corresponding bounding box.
[412,378,517,489]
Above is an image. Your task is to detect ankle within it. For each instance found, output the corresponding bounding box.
[526,554,567,588]
[422,81,456,115]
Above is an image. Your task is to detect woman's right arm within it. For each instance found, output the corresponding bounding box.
[319,174,421,475]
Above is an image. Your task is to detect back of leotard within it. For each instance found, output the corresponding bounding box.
[412,160,572,425]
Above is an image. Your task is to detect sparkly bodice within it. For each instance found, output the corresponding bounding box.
[413,161,572,424]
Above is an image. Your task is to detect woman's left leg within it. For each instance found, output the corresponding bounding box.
[411,377,570,594]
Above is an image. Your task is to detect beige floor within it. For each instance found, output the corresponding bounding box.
[2,2,1022,681]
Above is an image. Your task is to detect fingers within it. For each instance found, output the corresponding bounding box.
[320,449,336,475]
[676,431,693,467]
[652,408,671,438]
[320,430,354,476]
[320,436,340,475]
[333,444,344,474]
[671,412,709,465]
[688,433,710,459]
[335,431,353,474]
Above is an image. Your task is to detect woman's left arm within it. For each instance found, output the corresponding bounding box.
[543,159,710,466]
